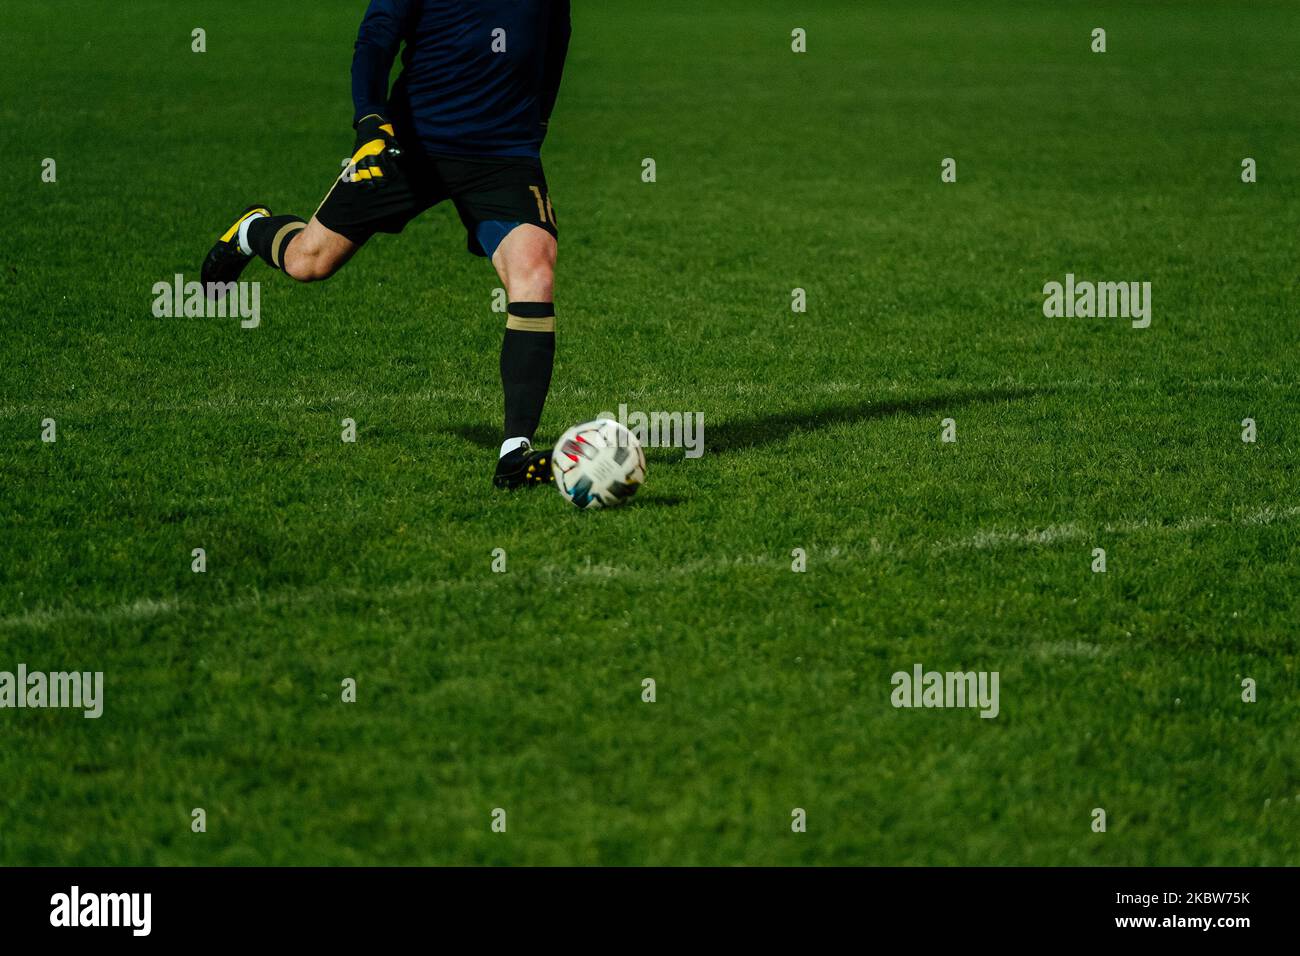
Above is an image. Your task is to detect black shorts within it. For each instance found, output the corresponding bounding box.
[314,149,558,256]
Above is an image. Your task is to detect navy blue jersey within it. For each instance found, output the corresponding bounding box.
[352,0,571,159]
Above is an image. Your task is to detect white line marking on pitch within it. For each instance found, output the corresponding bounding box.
[2,506,1296,632]
[931,504,1300,553]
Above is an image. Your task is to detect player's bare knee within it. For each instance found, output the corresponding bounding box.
[284,245,336,283]
[514,261,554,301]
[505,240,556,300]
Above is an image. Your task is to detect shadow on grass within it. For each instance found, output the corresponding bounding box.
[448,386,1044,458]
[450,423,504,447]
[705,386,1044,456]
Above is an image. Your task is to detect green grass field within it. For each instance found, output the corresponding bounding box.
[2,0,1297,865]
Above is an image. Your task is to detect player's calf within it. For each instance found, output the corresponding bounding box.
[241,214,355,283]
[279,220,358,283]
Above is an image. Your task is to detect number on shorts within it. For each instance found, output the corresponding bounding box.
[529,185,556,226]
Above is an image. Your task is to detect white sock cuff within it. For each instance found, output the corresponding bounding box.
[237,213,266,256]
[499,437,529,458]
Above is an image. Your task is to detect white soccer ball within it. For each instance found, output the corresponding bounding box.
[552,419,647,509]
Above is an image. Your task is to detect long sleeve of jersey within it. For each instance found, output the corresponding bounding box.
[351,0,415,124]
[540,0,572,124]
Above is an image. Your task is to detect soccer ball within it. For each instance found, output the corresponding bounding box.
[552,419,647,509]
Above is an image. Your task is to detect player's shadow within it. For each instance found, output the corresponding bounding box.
[704,386,1044,456]
[451,424,505,447]
[448,386,1042,460]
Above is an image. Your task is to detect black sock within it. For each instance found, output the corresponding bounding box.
[501,301,556,443]
[247,215,306,270]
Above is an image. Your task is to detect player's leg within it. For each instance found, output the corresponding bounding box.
[277,218,359,282]
[493,222,557,301]
[491,223,558,489]
[438,154,559,488]
[201,131,425,291]
[201,207,358,288]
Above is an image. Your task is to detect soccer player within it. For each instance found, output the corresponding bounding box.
[202,1,571,489]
